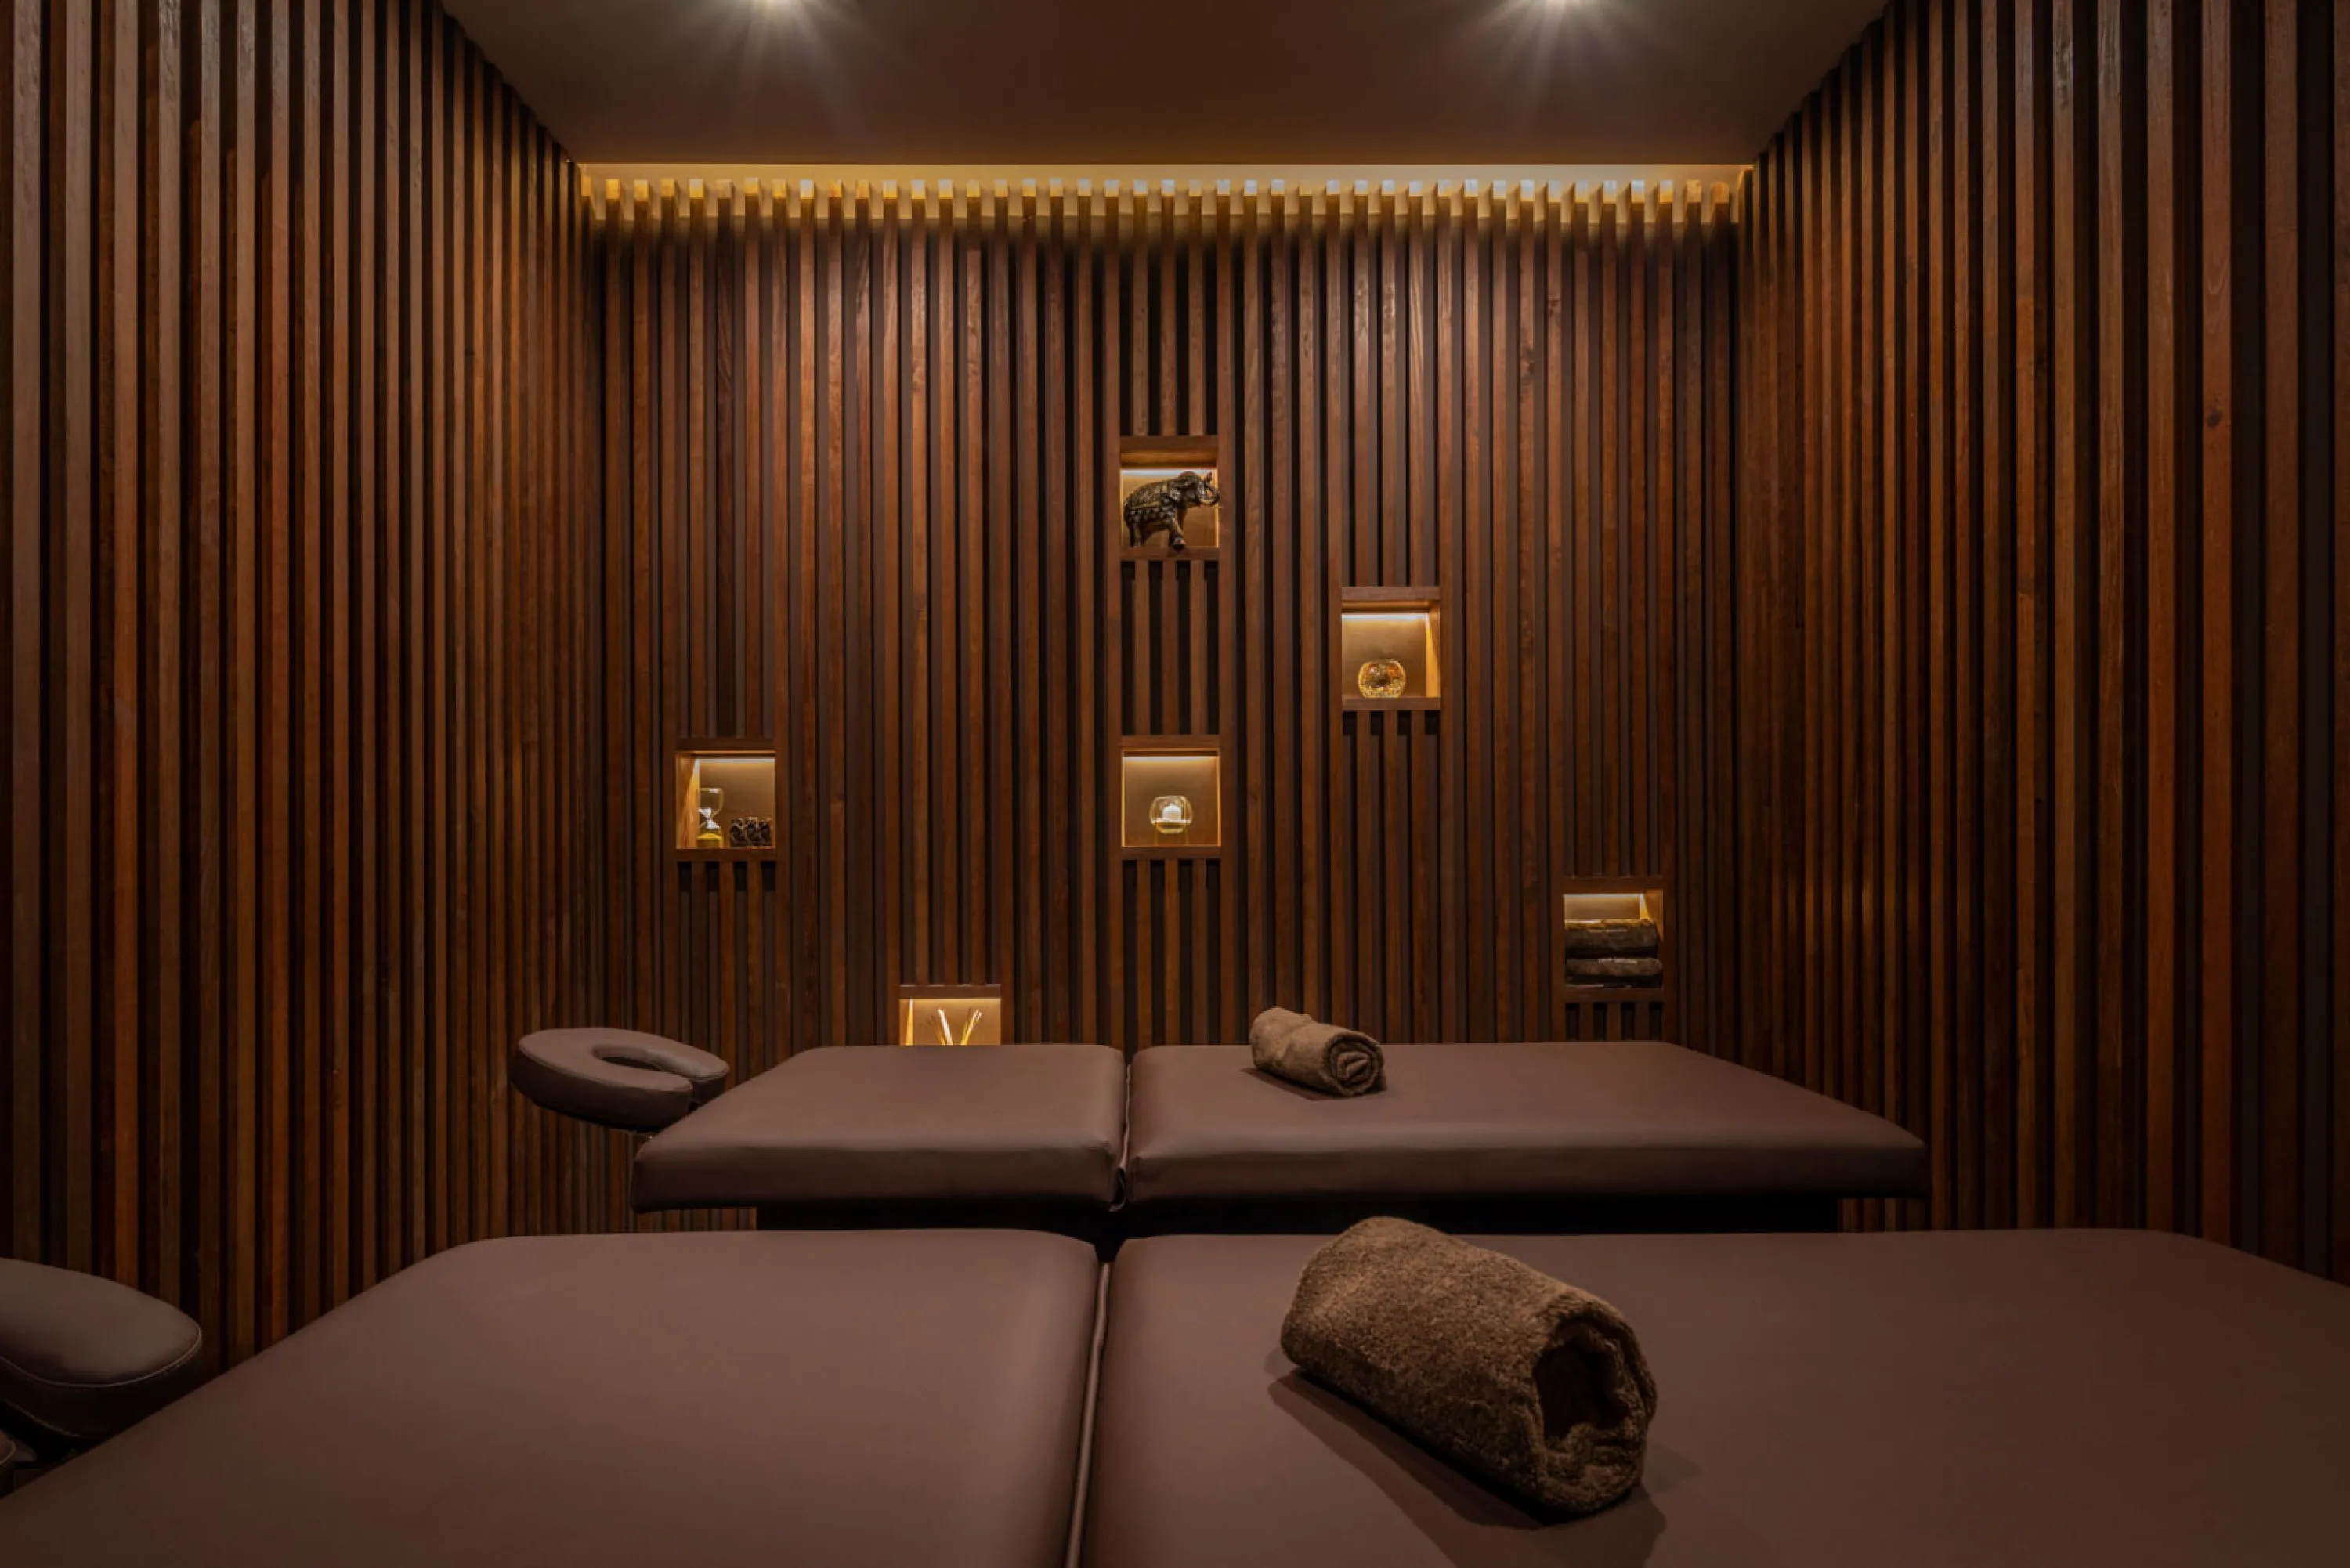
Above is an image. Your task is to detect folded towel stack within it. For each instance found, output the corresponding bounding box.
[1564,917,1663,988]
[1248,1007,1385,1097]
[1281,1218,1658,1516]
[1566,956,1665,982]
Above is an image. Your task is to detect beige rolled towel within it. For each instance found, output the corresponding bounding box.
[1249,1007,1385,1097]
[1281,1218,1658,1516]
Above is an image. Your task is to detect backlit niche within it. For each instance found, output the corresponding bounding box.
[1119,736,1223,854]
[1339,588,1443,710]
[672,742,779,860]
[894,985,1004,1047]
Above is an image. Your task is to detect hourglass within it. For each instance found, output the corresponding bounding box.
[694,786,725,847]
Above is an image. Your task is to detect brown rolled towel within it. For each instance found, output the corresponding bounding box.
[1567,956,1665,982]
[1281,1218,1658,1516]
[1561,918,1661,958]
[1249,1007,1385,1097]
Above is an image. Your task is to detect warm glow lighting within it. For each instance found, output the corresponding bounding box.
[897,991,1003,1046]
[1121,749,1222,850]
[673,746,779,853]
[1562,892,1655,925]
[1339,602,1441,703]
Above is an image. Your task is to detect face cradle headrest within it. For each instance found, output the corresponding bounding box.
[511,1029,734,1133]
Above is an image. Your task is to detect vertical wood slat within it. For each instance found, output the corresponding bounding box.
[6,0,44,1273]
[1741,0,2348,1281]
[0,0,591,1360]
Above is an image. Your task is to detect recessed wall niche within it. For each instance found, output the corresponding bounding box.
[895,985,1003,1047]
[1340,588,1443,710]
[1119,435,1224,558]
[1120,738,1223,854]
[672,742,779,859]
[1560,881,1668,999]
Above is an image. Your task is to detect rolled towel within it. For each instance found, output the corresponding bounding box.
[1281,1218,1658,1516]
[1561,917,1661,958]
[1249,1007,1385,1097]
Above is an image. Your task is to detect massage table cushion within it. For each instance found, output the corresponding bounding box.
[1124,1039,1926,1213]
[1083,1228,2350,1567]
[0,1259,204,1445]
[630,1042,1126,1213]
[0,1230,1102,1568]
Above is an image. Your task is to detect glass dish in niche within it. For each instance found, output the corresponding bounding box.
[1357,659,1407,699]
[1149,794,1195,836]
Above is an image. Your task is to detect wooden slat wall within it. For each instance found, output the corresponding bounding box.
[1739,0,2349,1277]
[580,177,1738,1109]
[0,0,595,1364]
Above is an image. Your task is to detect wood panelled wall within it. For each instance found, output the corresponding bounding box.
[0,0,596,1364]
[576,178,1741,1104]
[1739,0,2348,1276]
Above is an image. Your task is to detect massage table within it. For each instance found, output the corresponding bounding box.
[0,1230,1103,1568]
[619,1038,1919,1238]
[1123,1039,1927,1233]
[1082,1228,2350,1567]
[5,1225,2344,1563]
[628,1042,1129,1236]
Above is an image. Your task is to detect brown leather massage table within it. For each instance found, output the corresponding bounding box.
[1123,1039,1927,1233]
[629,1042,1129,1234]
[0,1230,1104,1568]
[4,1226,2345,1566]
[624,1038,1925,1237]
[1083,1229,2350,1568]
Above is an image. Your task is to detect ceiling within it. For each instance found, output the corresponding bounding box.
[444,0,1887,169]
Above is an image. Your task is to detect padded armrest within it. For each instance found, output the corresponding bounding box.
[510,1028,732,1133]
[0,1260,204,1444]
